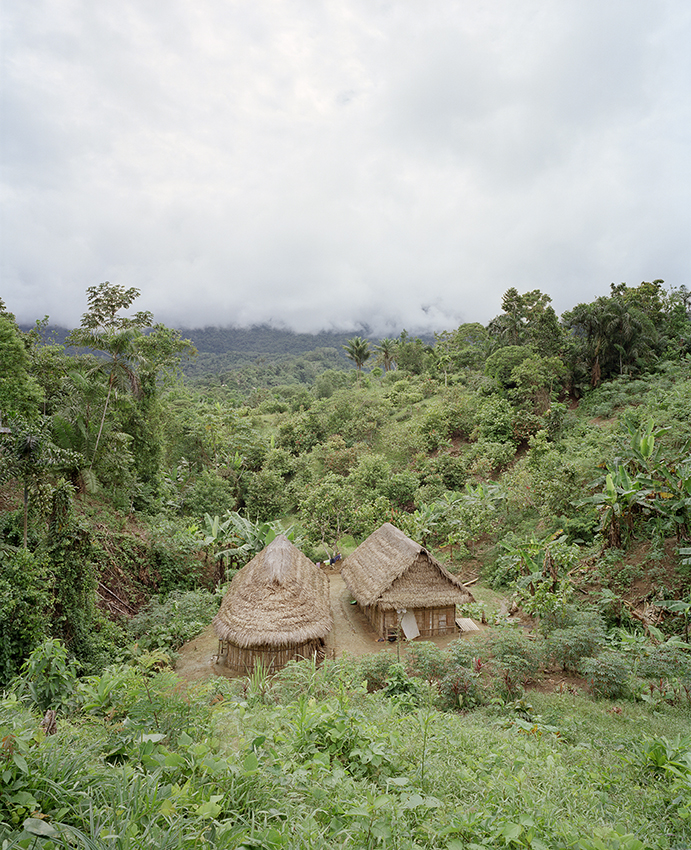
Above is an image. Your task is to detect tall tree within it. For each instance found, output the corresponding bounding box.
[562,297,612,388]
[67,285,195,491]
[488,288,563,356]
[123,324,195,488]
[72,282,153,333]
[67,283,152,467]
[434,323,489,374]
[394,330,430,374]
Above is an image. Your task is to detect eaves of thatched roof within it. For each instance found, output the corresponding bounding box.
[213,535,332,648]
[340,522,474,611]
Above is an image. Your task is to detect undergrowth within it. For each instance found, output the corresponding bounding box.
[3,653,691,849]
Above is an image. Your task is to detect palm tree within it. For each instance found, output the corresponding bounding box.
[374,338,397,373]
[343,336,371,383]
[563,298,611,387]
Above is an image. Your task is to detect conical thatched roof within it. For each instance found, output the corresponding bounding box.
[213,535,332,648]
[340,523,474,611]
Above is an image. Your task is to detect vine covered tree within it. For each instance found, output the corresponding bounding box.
[0,308,43,422]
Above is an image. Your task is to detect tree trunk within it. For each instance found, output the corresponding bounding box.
[90,376,114,468]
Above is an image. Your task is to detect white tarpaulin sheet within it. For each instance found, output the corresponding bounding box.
[401,611,420,640]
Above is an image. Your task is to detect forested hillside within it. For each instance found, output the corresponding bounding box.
[2,280,691,848]
[22,324,437,396]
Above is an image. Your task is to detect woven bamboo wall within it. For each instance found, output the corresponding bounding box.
[219,639,325,673]
[364,605,458,639]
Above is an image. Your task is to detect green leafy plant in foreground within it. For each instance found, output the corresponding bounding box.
[0,695,44,829]
[631,734,691,823]
[287,692,397,780]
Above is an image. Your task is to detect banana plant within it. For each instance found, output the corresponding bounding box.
[643,462,691,540]
[590,467,636,548]
[657,592,691,643]
[404,500,450,548]
[621,416,669,471]
[200,513,232,584]
[216,511,300,568]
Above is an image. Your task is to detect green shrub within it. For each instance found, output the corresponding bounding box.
[78,610,129,675]
[447,638,485,670]
[485,628,546,680]
[538,603,580,634]
[128,589,218,652]
[637,642,691,682]
[277,410,325,455]
[349,454,391,498]
[243,468,287,521]
[350,495,392,539]
[419,406,451,451]
[487,658,531,700]
[580,651,631,699]
[547,620,607,672]
[463,439,516,477]
[480,629,546,699]
[474,396,515,443]
[183,469,238,517]
[427,452,467,491]
[258,397,288,414]
[272,657,361,703]
[405,642,451,681]
[355,651,399,692]
[526,432,584,521]
[383,663,425,710]
[287,695,396,779]
[439,666,484,710]
[146,516,203,592]
[381,471,419,509]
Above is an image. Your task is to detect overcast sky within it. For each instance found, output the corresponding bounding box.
[2,1,689,334]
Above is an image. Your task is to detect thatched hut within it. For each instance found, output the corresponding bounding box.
[213,535,332,673]
[340,523,474,640]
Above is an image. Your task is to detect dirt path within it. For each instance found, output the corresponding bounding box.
[174,570,482,683]
[324,570,386,659]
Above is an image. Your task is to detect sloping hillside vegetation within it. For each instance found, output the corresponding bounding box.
[1,280,691,848]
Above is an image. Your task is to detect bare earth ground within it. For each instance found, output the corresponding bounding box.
[174,570,487,683]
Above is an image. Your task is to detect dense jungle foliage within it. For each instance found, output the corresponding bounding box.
[2,279,691,848]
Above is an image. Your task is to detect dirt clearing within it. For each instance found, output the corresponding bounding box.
[174,570,483,683]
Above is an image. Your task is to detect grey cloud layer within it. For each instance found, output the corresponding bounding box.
[2,0,689,332]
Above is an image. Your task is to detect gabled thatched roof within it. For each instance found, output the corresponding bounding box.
[213,535,332,648]
[340,523,474,611]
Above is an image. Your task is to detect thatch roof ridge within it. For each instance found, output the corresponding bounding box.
[213,535,332,648]
[340,522,473,608]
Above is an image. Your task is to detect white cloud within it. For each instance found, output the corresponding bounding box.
[2,0,689,333]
